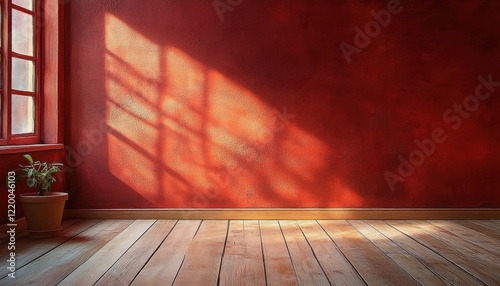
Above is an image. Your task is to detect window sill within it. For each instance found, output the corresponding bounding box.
[0,143,64,155]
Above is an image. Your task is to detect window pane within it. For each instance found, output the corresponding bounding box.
[12,94,35,135]
[12,0,33,11]
[12,9,34,56]
[12,57,35,92]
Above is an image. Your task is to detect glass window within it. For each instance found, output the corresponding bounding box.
[12,9,34,56]
[12,0,33,11]
[1,0,40,144]
[11,94,35,134]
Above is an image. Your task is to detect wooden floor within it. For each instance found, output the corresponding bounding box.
[1,220,499,285]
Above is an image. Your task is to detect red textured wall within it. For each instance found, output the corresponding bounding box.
[65,0,500,209]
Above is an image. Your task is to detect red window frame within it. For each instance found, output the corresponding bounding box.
[0,0,41,145]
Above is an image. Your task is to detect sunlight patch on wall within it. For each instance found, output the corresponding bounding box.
[104,14,161,90]
[105,13,162,201]
[104,13,344,207]
[107,133,161,200]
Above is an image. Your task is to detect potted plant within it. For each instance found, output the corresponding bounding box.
[12,154,67,238]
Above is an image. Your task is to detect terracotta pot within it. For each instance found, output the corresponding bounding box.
[20,192,68,238]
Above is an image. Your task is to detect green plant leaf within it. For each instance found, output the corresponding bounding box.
[47,166,59,174]
[23,154,34,164]
[27,178,36,188]
[15,154,63,194]
[42,180,50,190]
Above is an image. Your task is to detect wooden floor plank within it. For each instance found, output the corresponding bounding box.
[368,220,484,285]
[0,220,133,286]
[58,220,156,285]
[427,220,500,255]
[390,220,499,285]
[454,220,500,241]
[2,219,497,285]
[319,220,419,286]
[0,219,80,255]
[470,220,500,232]
[259,220,298,286]
[298,220,366,286]
[406,221,499,273]
[219,220,266,286]
[0,219,81,246]
[95,220,177,285]
[131,220,200,285]
[349,220,448,286]
[279,220,331,285]
[0,219,100,279]
[173,220,228,286]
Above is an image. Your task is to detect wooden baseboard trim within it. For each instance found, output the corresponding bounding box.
[0,218,27,239]
[63,208,500,220]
